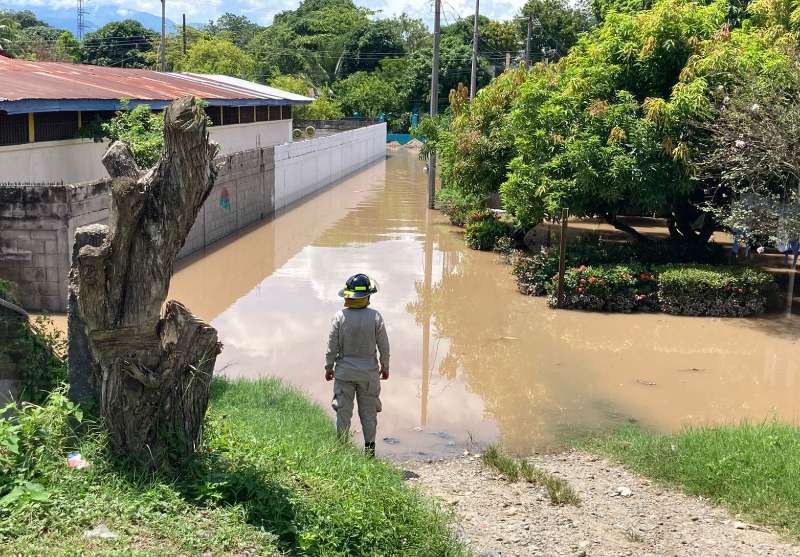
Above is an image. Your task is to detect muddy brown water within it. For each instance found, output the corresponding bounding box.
[167,149,800,459]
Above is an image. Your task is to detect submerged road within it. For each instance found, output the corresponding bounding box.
[169,148,800,459]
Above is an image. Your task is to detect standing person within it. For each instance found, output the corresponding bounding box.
[325,273,390,457]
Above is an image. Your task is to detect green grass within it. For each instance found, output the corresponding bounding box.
[519,460,580,506]
[482,445,579,506]
[481,444,520,481]
[0,379,467,556]
[588,422,800,539]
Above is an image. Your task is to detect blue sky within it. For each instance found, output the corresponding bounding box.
[8,0,529,30]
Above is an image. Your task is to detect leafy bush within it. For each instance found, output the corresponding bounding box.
[0,281,66,402]
[464,212,516,251]
[512,238,726,296]
[435,186,483,227]
[546,264,658,312]
[657,265,776,316]
[99,102,164,168]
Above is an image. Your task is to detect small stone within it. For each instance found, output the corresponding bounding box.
[479,551,503,557]
[734,521,748,530]
[616,486,633,497]
[83,524,117,540]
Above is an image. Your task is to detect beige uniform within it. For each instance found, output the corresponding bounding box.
[325,306,390,444]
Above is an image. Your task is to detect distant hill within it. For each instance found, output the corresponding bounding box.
[28,5,182,36]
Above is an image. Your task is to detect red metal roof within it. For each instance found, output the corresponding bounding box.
[0,58,310,113]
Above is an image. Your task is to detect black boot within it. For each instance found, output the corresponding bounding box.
[365,442,376,458]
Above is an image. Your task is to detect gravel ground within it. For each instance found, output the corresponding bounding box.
[403,450,800,557]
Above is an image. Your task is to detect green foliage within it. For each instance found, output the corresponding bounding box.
[99,103,165,168]
[177,38,255,78]
[81,20,157,68]
[657,264,776,316]
[0,380,466,554]
[546,263,659,311]
[519,0,594,58]
[512,236,727,296]
[464,212,517,251]
[590,422,800,538]
[0,390,82,511]
[204,13,262,49]
[13,316,67,403]
[430,66,530,203]
[334,71,399,119]
[435,186,485,227]
[497,0,799,241]
[305,91,344,119]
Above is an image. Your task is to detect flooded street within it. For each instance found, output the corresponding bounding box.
[169,149,800,459]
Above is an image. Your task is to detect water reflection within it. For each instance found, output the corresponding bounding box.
[169,149,800,459]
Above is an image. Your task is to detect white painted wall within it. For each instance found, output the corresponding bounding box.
[0,139,109,184]
[0,120,292,184]
[273,123,386,210]
[209,120,292,155]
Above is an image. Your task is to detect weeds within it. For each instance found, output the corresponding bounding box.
[0,380,468,556]
[482,445,579,506]
[624,528,645,543]
[519,460,580,506]
[482,444,520,481]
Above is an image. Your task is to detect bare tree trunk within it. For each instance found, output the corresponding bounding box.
[603,213,650,243]
[70,96,221,469]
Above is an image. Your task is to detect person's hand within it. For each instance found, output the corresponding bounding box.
[380,368,390,380]
[325,369,334,381]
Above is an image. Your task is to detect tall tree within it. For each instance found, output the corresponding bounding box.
[81,20,156,68]
[177,38,255,78]
[204,13,262,49]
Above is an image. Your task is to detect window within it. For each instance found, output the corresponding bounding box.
[282,105,292,120]
[35,111,79,142]
[255,106,268,122]
[222,106,238,126]
[205,106,221,126]
[0,111,28,145]
[239,106,255,124]
[268,106,281,121]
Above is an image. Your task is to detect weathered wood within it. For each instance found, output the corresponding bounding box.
[70,96,222,468]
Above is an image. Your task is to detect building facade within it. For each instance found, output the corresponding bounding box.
[0,58,312,184]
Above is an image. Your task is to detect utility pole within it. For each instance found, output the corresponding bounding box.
[525,14,532,66]
[428,0,441,209]
[159,0,166,72]
[469,0,480,99]
[182,14,187,55]
[76,0,87,41]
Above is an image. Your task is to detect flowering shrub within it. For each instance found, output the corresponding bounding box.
[512,238,726,296]
[657,265,776,317]
[545,264,658,312]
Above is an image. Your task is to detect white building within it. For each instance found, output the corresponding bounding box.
[0,57,312,184]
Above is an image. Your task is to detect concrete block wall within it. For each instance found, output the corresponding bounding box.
[0,181,110,311]
[274,123,386,210]
[178,147,276,259]
[1,124,386,311]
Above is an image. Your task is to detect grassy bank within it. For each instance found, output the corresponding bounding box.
[0,379,465,556]
[588,423,800,539]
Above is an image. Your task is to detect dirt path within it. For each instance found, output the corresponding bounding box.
[403,450,800,557]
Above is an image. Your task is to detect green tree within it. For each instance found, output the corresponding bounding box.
[502,0,798,243]
[100,103,165,168]
[204,13,262,49]
[341,19,405,75]
[385,13,431,52]
[52,31,81,62]
[519,0,593,60]
[177,38,255,78]
[81,20,156,68]
[334,71,399,119]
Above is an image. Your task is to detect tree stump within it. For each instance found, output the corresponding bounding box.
[69,96,222,469]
